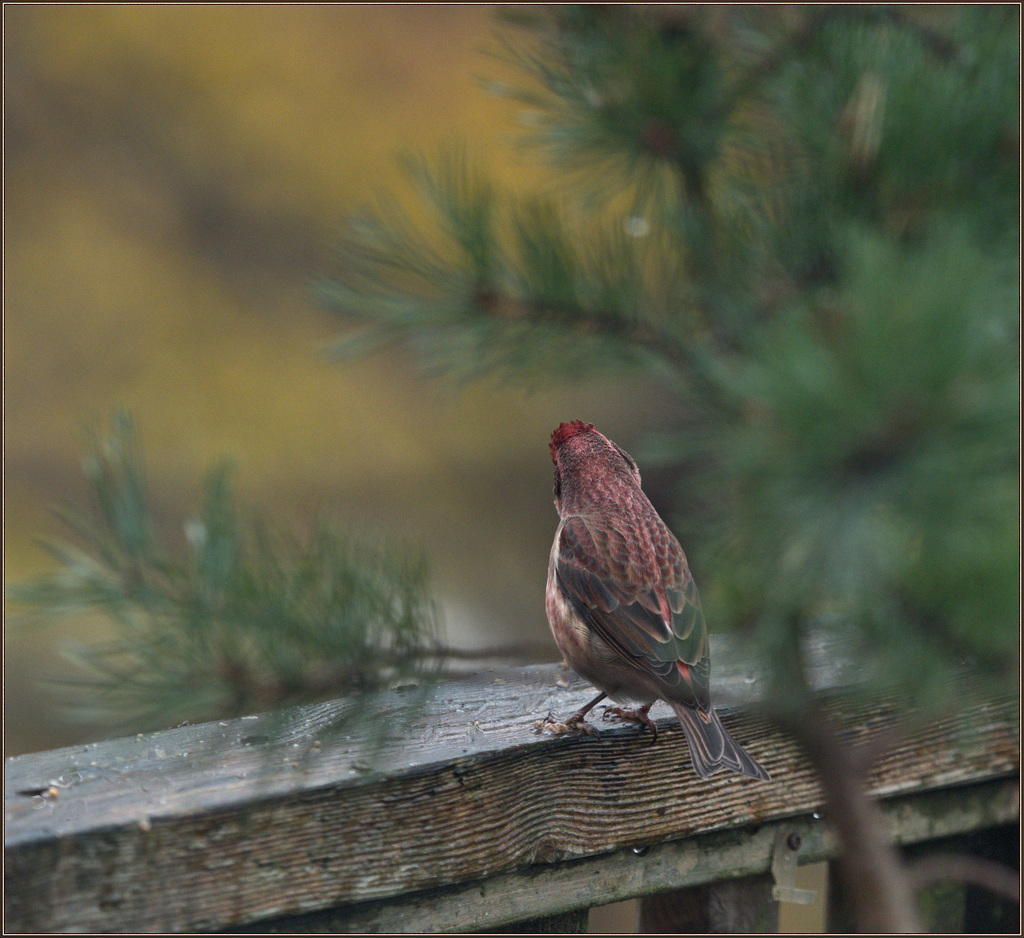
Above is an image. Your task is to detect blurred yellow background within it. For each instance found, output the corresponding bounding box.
[5,6,680,757]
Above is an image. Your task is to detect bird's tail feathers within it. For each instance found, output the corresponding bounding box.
[669,701,771,782]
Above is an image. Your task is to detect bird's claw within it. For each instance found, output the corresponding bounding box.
[600,705,659,744]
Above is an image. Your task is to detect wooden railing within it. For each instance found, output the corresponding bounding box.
[4,639,1019,933]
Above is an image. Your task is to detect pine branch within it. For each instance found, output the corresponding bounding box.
[471,287,701,385]
[6,413,447,733]
[736,4,961,99]
[836,6,960,63]
[777,696,924,932]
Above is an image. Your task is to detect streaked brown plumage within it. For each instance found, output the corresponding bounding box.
[543,420,770,781]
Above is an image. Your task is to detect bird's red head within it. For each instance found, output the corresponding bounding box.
[548,421,642,514]
[549,420,595,463]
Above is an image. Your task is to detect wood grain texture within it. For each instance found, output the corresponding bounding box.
[241,776,1018,933]
[5,645,1020,933]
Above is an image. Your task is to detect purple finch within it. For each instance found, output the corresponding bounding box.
[542,420,770,781]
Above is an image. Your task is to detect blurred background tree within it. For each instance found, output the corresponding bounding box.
[316,6,1019,931]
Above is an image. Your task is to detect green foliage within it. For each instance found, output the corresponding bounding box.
[496,7,730,210]
[7,412,443,732]
[716,226,1018,709]
[318,6,1019,713]
[319,145,677,383]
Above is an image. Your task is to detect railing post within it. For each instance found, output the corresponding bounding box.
[639,874,779,933]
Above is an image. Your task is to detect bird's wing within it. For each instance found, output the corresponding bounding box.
[555,515,711,711]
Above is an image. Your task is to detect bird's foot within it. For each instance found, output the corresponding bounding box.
[601,704,658,744]
[534,709,597,736]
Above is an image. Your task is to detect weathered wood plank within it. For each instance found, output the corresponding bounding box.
[4,645,1019,934]
[1,633,831,848]
[242,776,1020,933]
